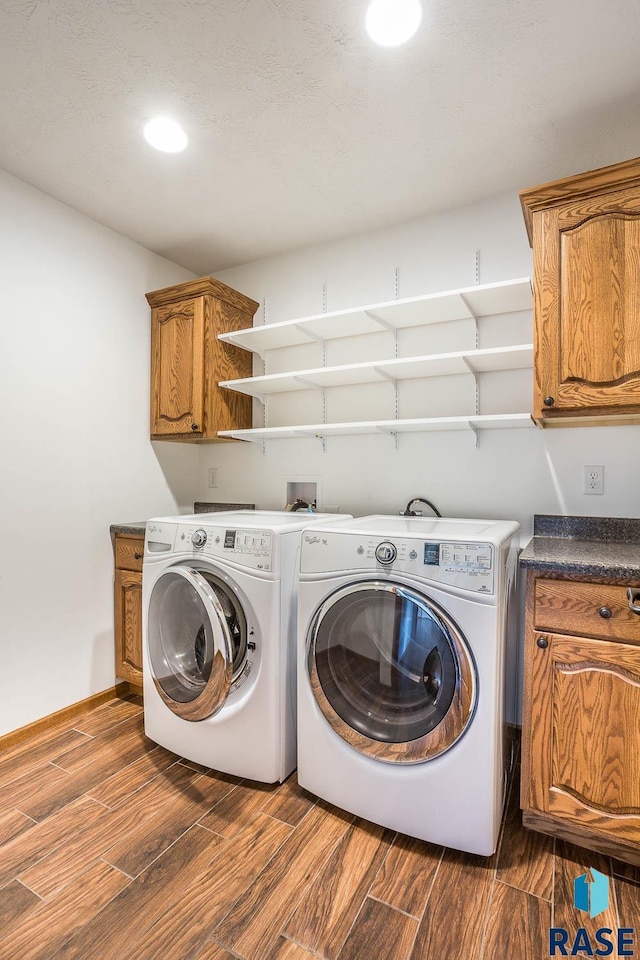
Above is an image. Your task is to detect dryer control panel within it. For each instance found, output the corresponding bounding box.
[301,531,496,595]
[420,541,494,592]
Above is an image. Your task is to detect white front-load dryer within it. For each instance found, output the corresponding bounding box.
[142,509,350,783]
[297,515,519,854]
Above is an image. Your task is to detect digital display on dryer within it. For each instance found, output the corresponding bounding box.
[224,530,236,549]
[423,542,440,565]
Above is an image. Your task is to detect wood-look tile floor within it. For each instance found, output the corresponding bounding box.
[0,697,638,960]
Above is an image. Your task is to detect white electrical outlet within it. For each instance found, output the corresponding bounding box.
[583,465,604,495]
[208,468,218,489]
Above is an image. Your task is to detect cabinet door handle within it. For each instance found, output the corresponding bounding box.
[536,636,549,649]
[628,588,640,615]
[598,606,612,619]
[191,423,199,431]
[543,396,555,407]
[134,552,142,560]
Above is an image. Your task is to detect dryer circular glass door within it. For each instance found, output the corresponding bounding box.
[307,581,477,763]
[148,565,246,721]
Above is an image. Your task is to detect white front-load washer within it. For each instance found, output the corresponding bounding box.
[142,510,350,783]
[297,515,519,855]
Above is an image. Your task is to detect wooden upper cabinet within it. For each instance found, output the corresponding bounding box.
[146,276,259,441]
[520,157,640,423]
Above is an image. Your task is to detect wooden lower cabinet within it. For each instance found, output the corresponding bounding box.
[113,534,144,688]
[521,571,640,864]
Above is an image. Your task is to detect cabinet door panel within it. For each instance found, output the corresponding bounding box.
[561,215,640,388]
[115,569,143,685]
[539,633,640,844]
[535,185,640,416]
[151,296,204,436]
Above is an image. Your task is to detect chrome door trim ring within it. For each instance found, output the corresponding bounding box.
[150,565,234,721]
[307,579,478,764]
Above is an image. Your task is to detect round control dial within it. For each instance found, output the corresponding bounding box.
[375,541,397,565]
[191,529,207,548]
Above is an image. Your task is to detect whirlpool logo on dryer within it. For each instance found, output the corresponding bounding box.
[303,535,328,545]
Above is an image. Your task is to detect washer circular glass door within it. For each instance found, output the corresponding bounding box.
[307,581,477,763]
[148,565,244,721]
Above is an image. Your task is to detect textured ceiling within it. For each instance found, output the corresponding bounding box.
[1,0,640,272]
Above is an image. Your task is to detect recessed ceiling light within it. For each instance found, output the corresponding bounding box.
[142,117,188,153]
[365,0,422,46]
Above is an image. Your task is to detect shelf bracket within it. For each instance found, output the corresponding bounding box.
[461,356,479,414]
[293,376,324,394]
[467,422,480,448]
[226,432,262,444]
[376,425,399,450]
[295,324,325,346]
[253,297,269,362]
[459,292,479,323]
[365,310,395,333]
[225,334,266,361]
[461,356,478,380]
[293,429,327,453]
[459,293,479,361]
[262,351,269,443]
[373,367,397,386]
[373,368,399,421]
[293,380,327,436]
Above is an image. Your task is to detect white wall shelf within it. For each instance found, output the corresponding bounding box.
[218,277,532,357]
[217,275,534,447]
[218,413,536,443]
[219,344,534,398]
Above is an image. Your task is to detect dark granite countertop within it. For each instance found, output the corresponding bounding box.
[110,521,148,536]
[520,515,640,578]
[110,502,255,538]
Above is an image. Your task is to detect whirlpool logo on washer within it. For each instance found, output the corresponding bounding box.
[303,535,328,545]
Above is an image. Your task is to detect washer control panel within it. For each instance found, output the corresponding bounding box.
[174,526,274,572]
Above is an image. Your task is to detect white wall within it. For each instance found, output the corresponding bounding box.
[200,191,640,723]
[201,191,640,528]
[3,175,638,737]
[0,168,197,736]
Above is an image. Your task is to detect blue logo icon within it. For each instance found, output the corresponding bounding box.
[574,868,609,919]
[549,870,633,955]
